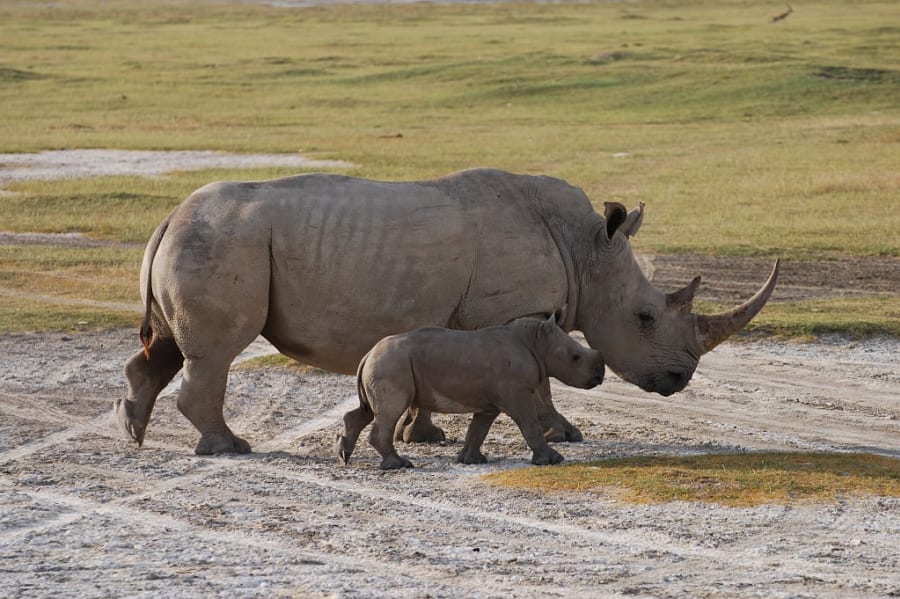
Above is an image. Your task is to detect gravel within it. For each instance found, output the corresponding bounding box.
[1,330,898,597]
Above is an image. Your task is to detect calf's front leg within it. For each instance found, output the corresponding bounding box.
[503,389,564,466]
[536,378,582,443]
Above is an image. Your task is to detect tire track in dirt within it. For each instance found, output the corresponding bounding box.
[2,400,581,595]
[4,486,540,597]
[0,336,280,467]
[564,384,898,456]
[2,421,868,598]
[556,342,899,457]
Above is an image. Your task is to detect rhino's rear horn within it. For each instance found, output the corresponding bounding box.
[666,276,701,311]
[696,259,780,353]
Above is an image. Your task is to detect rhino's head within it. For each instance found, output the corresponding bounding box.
[575,202,779,397]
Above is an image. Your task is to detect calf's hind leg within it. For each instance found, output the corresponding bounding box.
[368,385,415,470]
[119,336,184,446]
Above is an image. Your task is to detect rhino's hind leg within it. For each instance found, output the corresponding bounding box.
[395,408,447,444]
[177,355,251,455]
[536,379,583,443]
[119,336,184,446]
[457,410,499,464]
[335,405,374,465]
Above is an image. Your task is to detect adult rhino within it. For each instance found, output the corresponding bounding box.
[119,168,778,455]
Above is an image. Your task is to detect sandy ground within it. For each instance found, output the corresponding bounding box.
[1,149,898,596]
[1,329,898,598]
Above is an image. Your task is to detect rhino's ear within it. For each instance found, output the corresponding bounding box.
[603,202,628,239]
[621,201,645,238]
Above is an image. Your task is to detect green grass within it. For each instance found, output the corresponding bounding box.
[484,452,900,506]
[0,294,138,333]
[0,0,897,333]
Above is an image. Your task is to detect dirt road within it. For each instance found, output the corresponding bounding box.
[1,329,897,597]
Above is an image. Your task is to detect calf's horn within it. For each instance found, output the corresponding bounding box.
[696,259,780,353]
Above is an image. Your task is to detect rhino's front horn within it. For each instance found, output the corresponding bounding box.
[696,259,780,353]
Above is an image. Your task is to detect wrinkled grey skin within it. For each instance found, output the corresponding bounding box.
[118,168,777,455]
[335,316,605,469]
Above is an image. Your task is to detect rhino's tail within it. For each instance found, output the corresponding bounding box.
[355,350,374,414]
[138,218,171,360]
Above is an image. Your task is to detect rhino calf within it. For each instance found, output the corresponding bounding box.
[335,315,605,470]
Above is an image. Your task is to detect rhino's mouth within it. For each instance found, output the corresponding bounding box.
[642,368,693,397]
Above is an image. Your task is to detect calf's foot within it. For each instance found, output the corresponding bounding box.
[194,431,252,455]
[541,415,583,443]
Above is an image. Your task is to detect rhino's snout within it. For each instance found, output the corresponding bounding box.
[646,368,692,397]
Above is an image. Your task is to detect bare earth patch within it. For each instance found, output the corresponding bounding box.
[0,149,352,186]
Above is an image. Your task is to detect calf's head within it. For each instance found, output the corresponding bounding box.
[536,312,606,390]
[576,202,779,397]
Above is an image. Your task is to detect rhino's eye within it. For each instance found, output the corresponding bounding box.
[637,310,656,328]
[572,354,581,362]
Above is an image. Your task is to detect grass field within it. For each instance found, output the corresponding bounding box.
[0,0,898,334]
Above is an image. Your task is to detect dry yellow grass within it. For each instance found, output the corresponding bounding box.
[484,452,900,507]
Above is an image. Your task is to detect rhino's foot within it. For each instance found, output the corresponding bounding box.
[379,455,414,470]
[115,398,148,447]
[194,432,252,455]
[456,448,488,465]
[401,421,447,444]
[335,434,355,465]
[531,448,565,466]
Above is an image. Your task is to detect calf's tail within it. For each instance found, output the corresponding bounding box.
[138,218,170,360]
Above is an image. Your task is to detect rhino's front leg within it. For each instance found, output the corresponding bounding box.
[457,410,499,464]
[395,407,447,444]
[535,378,583,443]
